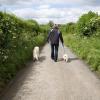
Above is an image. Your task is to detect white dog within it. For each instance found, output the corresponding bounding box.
[33,46,39,61]
[63,54,69,62]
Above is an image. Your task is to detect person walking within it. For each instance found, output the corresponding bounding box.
[47,24,64,62]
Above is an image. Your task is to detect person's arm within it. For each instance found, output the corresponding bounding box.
[47,31,50,43]
[59,31,64,45]
[47,32,50,42]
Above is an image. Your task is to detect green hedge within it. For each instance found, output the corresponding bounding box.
[65,22,76,34]
[0,12,47,92]
[77,11,98,36]
[64,11,100,73]
[64,34,100,72]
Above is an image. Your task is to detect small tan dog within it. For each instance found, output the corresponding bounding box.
[63,54,69,62]
[33,46,39,61]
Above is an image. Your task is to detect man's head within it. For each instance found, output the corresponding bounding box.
[53,24,59,29]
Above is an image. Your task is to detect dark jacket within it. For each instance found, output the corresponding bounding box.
[47,28,64,45]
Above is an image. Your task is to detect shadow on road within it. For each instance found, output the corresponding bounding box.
[68,57,79,62]
[57,58,63,62]
[39,56,46,62]
[57,57,79,62]
[0,61,40,100]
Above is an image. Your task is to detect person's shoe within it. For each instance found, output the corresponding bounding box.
[51,57,54,60]
[54,59,57,62]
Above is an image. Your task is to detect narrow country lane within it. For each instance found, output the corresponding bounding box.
[1,43,100,100]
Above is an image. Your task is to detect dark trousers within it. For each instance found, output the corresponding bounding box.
[51,44,59,61]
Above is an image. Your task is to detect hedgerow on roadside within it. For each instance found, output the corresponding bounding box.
[0,12,47,92]
[64,11,100,73]
[64,34,100,71]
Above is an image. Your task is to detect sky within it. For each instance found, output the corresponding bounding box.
[0,0,100,24]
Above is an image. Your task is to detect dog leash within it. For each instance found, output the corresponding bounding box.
[62,44,65,54]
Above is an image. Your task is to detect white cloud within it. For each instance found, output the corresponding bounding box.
[1,0,100,24]
[15,6,100,24]
[0,0,100,6]
[11,5,97,24]
[38,5,50,9]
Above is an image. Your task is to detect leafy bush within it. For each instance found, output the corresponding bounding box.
[0,12,47,92]
[64,11,100,76]
[77,11,98,36]
[66,22,76,34]
[82,17,100,36]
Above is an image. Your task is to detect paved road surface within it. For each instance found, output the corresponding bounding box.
[1,44,100,100]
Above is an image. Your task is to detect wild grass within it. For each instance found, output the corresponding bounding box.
[64,34,100,72]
